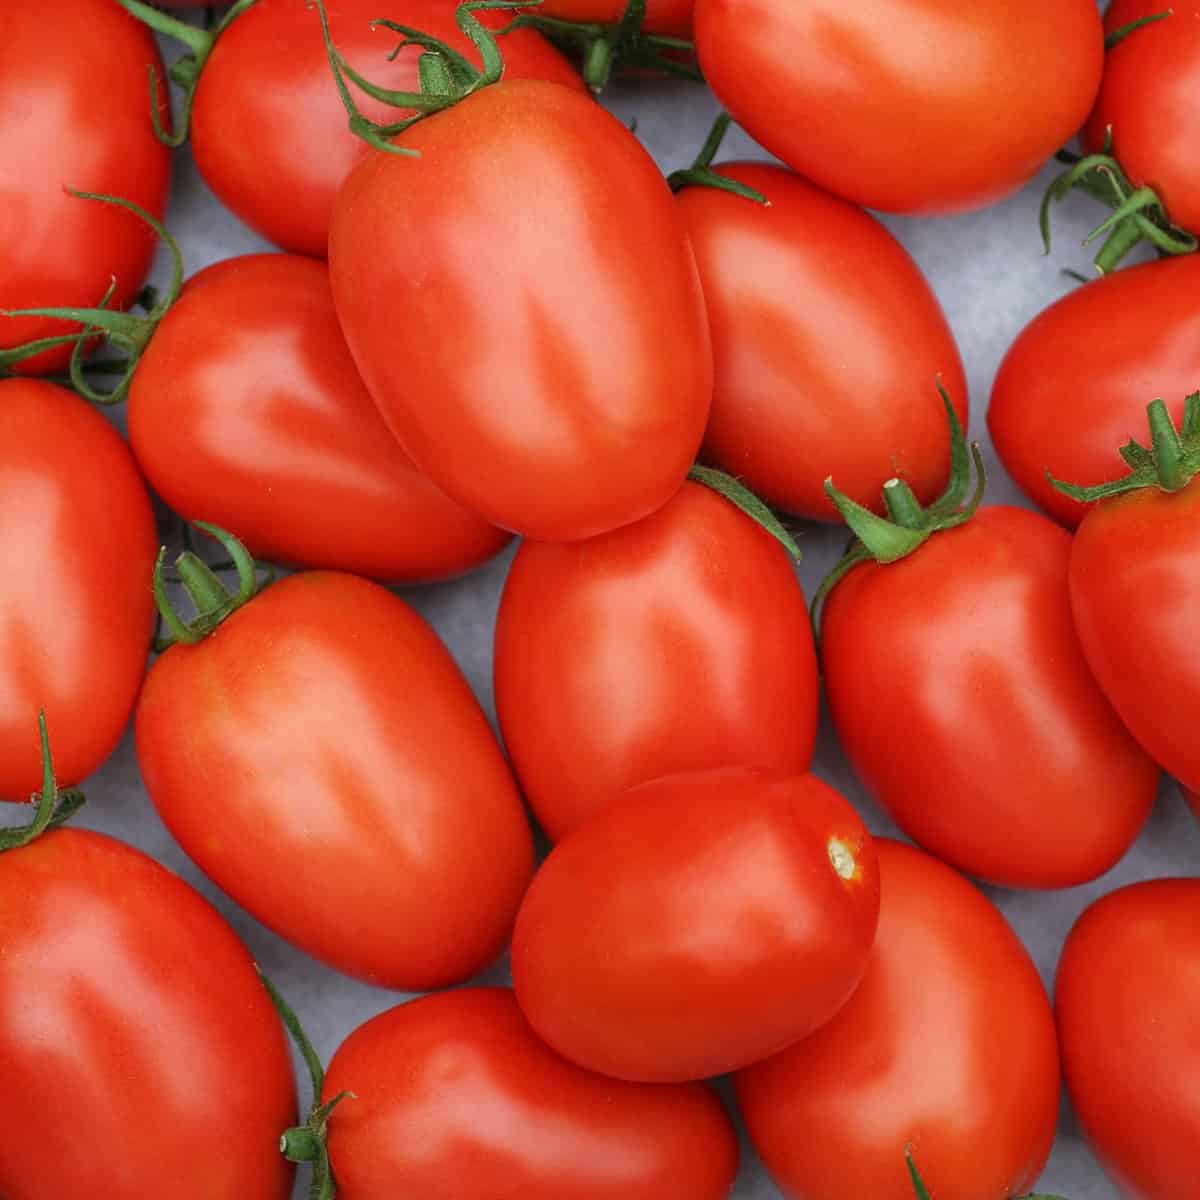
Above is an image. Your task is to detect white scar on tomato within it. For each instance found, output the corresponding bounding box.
[827,837,857,881]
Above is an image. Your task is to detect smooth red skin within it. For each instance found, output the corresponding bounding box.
[136,572,534,990]
[989,257,1200,528]
[1068,480,1200,795]
[822,506,1160,888]
[0,0,170,373]
[534,0,693,36]
[736,839,1060,1200]
[494,481,818,840]
[1057,880,1200,1200]
[694,0,1103,215]
[322,988,739,1200]
[193,0,582,258]
[128,255,510,581]
[0,828,296,1200]
[512,768,880,1083]
[677,163,968,520]
[0,380,157,801]
[330,79,712,541]
[1085,0,1200,234]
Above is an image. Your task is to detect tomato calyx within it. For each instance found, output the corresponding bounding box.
[0,715,86,850]
[667,112,770,205]
[1105,8,1173,50]
[906,1149,1069,1200]
[687,463,801,560]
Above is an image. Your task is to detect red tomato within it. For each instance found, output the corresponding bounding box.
[191,0,582,257]
[329,79,712,541]
[512,768,880,1082]
[136,570,534,989]
[1084,1,1200,234]
[0,380,156,801]
[736,839,1060,1200]
[494,480,818,840]
[1057,879,1200,1200]
[128,254,510,581]
[534,0,693,36]
[0,0,170,373]
[0,827,296,1199]
[694,0,1103,215]
[317,987,739,1199]
[675,163,968,519]
[990,258,1200,528]
[822,505,1159,888]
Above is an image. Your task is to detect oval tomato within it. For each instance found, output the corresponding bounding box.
[329,78,712,541]
[315,987,739,1199]
[0,0,170,373]
[494,479,818,840]
[512,768,880,1083]
[822,505,1159,888]
[0,379,157,801]
[136,567,534,990]
[675,163,967,519]
[693,0,1103,215]
[0,826,296,1199]
[190,0,582,257]
[128,254,510,581]
[989,257,1200,528]
[736,839,1060,1200]
[1057,879,1200,1200]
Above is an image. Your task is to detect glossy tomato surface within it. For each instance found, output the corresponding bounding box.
[512,768,880,1082]
[329,79,712,541]
[136,571,534,990]
[1068,477,1200,794]
[1057,879,1200,1200]
[128,255,510,581]
[494,480,818,840]
[822,506,1159,888]
[989,257,1200,527]
[0,0,170,373]
[193,0,581,258]
[0,828,296,1200]
[676,163,967,519]
[694,0,1103,215]
[737,839,1060,1200]
[0,379,157,801]
[321,988,739,1200]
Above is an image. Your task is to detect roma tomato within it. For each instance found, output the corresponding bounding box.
[306,988,739,1200]
[1057,879,1200,1200]
[736,839,1060,1200]
[512,768,880,1083]
[329,77,711,540]
[694,0,1103,215]
[675,162,967,519]
[0,379,157,801]
[136,555,534,990]
[129,254,510,581]
[0,0,170,373]
[494,479,818,840]
[989,257,1200,528]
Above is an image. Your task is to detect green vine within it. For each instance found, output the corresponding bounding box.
[0,714,87,853]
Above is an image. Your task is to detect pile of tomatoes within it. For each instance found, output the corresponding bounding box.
[2,0,1199,1197]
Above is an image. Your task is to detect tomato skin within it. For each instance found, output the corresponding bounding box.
[136,571,534,990]
[128,255,510,581]
[675,163,968,520]
[736,839,1060,1200]
[494,481,818,840]
[512,768,880,1083]
[193,0,582,258]
[694,0,1103,215]
[1057,879,1200,1200]
[329,80,712,541]
[533,0,693,36]
[0,0,170,373]
[0,380,157,801]
[989,257,1200,528]
[822,506,1159,888]
[0,828,296,1200]
[321,987,739,1200]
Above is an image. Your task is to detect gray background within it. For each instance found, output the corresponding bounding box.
[14,8,1195,1197]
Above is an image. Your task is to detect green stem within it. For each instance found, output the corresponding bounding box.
[687,464,800,560]
[882,479,925,529]
[667,112,770,205]
[0,714,87,853]
[1148,397,1186,490]
[1106,8,1172,49]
